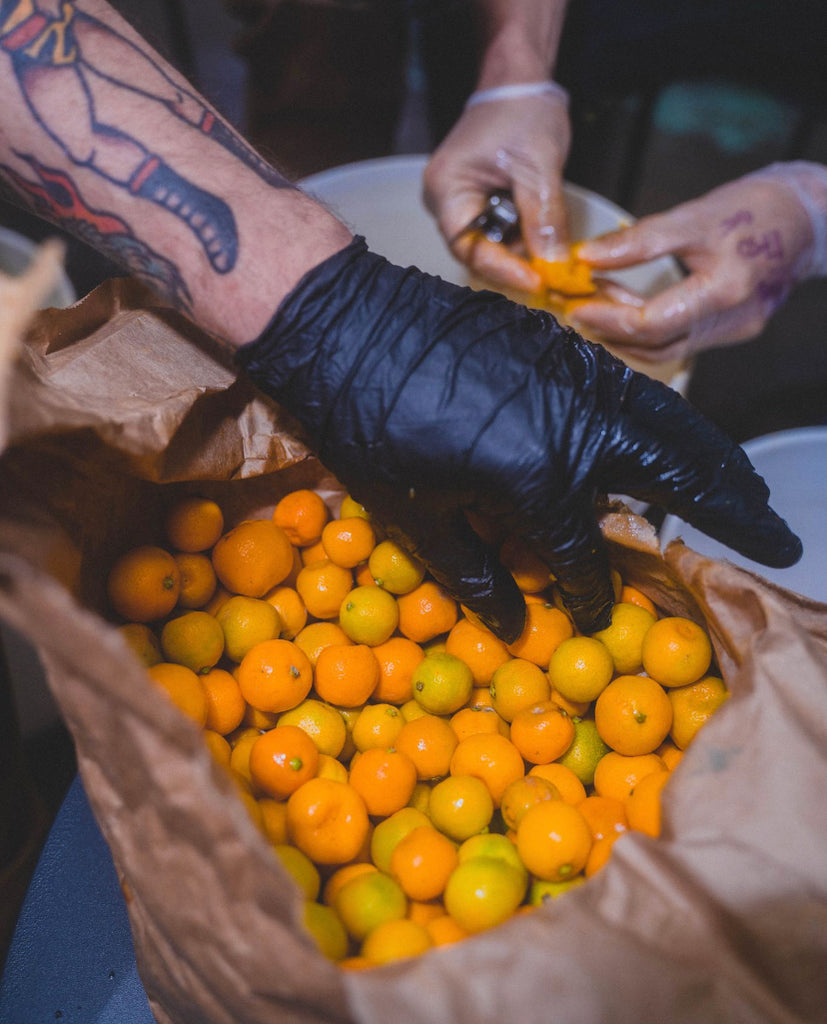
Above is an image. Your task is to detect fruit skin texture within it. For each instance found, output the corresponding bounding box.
[594,674,673,756]
[516,800,592,881]
[444,857,527,933]
[211,519,294,597]
[286,778,369,865]
[165,496,224,553]
[668,676,729,749]
[236,639,313,713]
[641,616,713,688]
[107,545,180,623]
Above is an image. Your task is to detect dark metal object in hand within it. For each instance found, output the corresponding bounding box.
[454,192,520,245]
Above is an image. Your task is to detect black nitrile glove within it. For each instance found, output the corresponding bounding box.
[237,237,802,643]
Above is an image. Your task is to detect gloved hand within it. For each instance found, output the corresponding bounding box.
[236,237,802,642]
[570,162,827,363]
[423,82,572,294]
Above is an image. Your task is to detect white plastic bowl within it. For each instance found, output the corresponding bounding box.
[659,426,827,602]
[301,154,688,392]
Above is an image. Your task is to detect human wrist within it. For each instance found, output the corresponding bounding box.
[749,162,827,277]
[216,190,353,347]
[475,1,567,89]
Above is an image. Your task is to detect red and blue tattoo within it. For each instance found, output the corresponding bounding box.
[1,0,291,280]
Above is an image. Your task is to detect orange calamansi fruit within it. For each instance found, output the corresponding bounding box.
[411,651,474,716]
[236,638,313,713]
[216,595,282,663]
[201,667,246,735]
[641,616,713,688]
[367,540,426,595]
[425,914,470,947]
[576,794,628,841]
[348,747,418,817]
[547,636,615,704]
[202,729,231,767]
[314,643,381,707]
[619,584,657,616]
[334,869,407,942]
[449,733,525,807]
[263,585,307,640]
[554,718,610,788]
[396,581,458,644]
[160,611,225,674]
[287,777,370,865]
[516,800,592,882]
[146,662,208,726]
[369,806,431,874]
[371,636,424,705]
[107,545,181,623]
[293,621,351,666]
[322,862,378,907]
[321,516,376,569]
[339,494,370,521]
[427,774,494,842]
[211,519,294,597]
[338,585,399,646]
[118,622,162,667]
[273,843,321,900]
[500,774,561,832]
[273,488,329,548]
[592,751,667,803]
[361,918,432,965]
[505,602,573,669]
[444,617,511,687]
[592,602,657,675]
[395,714,459,782]
[449,705,508,743]
[164,496,224,553]
[303,900,349,962]
[668,675,729,749]
[528,762,587,805]
[390,824,458,901]
[489,657,551,722]
[351,702,405,752]
[174,552,218,609]
[443,856,527,933]
[249,725,320,798]
[278,698,348,758]
[595,674,673,756]
[258,798,289,846]
[509,700,575,765]
[625,769,670,837]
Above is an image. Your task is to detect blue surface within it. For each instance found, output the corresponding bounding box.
[0,776,153,1024]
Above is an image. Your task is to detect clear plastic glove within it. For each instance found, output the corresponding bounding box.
[236,237,801,642]
[570,162,827,363]
[423,82,572,293]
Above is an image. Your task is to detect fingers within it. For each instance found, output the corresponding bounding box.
[458,233,543,294]
[598,374,803,569]
[570,275,774,354]
[362,493,527,644]
[577,206,697,268]
[518,506,615,635]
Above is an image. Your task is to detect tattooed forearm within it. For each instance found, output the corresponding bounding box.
[1,155,193,313]
[1,0,293,277]
[0,0,352,343]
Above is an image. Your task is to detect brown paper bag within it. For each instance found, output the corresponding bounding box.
[1,277,825,1024]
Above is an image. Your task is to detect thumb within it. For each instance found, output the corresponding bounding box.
[514,178,571,262]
